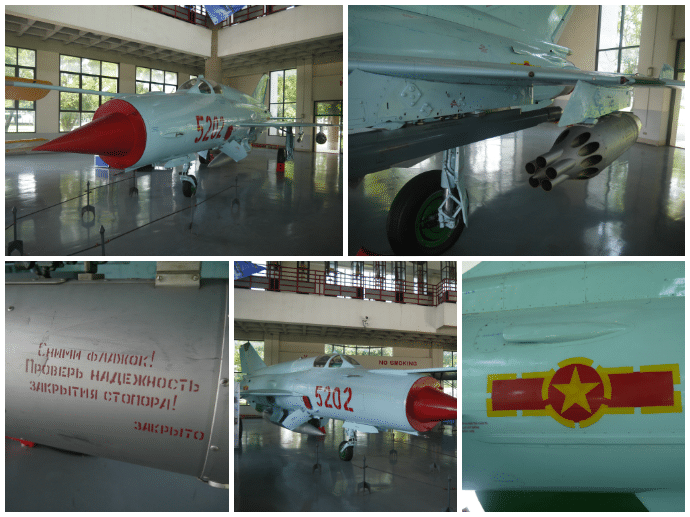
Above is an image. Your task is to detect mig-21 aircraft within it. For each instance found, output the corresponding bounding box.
[349,6,684,254]
[462,261,684,511]
[238,342,456,461]
[6,74,332,197]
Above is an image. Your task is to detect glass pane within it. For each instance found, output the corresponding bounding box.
[81,112,94,126]
[60,111,80,132]
[6,110,17,132]
[102,77,117,93]
[60,55,81,73]
[164,84,176,93]
[150,83,163,92]
[598,49,619,73]
[152,69,164,83]
[61,73,80,88]
[598,5,622,49]
[18,110,35,132]
[102,61,118,77]
[165,71,177,84]
[622,5,642,47]
[284,69,297,101]
[82,93,99,111]
[6,65,15,77]
[82,58,100,75]
[60,92,79,110]
[18,67,34,79]
[6,46,17,65]
[82,75,99,91]
[270,70,283,103]
[136,67,150,81]
[621,47,639,74]
[284,103,296,119]
[6,99,14,109]
[136,81,149,94]
[18,100,34,109]
[18,48,35,67]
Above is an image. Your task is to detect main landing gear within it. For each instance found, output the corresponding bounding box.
[386,147,469,254]
[180,160,197,198]
[338,426,356,461]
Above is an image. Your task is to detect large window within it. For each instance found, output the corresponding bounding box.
[59,55,119,132]
[597,6,642,74]
[135,67,178,94]
[325,344,393,357]
[5,46,36,133]
[443,350,457,398]
[268,69,296,136]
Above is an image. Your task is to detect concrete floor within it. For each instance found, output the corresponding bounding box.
[5,148,342,256]
[235,417,457,512]
[349,122,685,256]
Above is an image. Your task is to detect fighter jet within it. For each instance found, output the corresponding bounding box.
[238,342,456,460]
[349,6,684,254]
[6,74,332,197]
[462,261,684,511]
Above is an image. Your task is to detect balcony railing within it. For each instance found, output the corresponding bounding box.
[235,265,457,307]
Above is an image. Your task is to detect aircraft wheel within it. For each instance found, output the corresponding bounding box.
[386,169,465,254]
[338,441,354,461]
[182,174,197,198]
[277,147,285,163]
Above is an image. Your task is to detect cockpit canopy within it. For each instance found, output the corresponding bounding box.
[178,76,223,95]
[313,354,361,368]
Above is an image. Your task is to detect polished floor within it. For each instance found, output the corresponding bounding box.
[349,122,685,256]
[5,148,342,256]
[235,417,457,511]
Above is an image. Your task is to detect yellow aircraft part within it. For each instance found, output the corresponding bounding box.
[5,76,52,101]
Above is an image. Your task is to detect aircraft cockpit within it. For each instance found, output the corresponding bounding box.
[178,76,223,95]
[313,354,361,368]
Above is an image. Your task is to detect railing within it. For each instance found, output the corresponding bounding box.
[217,6,295,28]
[139,5,210,27]
[235,265,457,307]
[139,6,295,28]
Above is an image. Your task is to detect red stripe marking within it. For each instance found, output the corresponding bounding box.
[491,378,546,411]
[607,371,674,407]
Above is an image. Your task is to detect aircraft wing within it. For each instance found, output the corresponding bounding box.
[349,53,683,127]
[235,121,339,128]
[371,366,457,381]
[349,53,683,88]
[6,77,129,100]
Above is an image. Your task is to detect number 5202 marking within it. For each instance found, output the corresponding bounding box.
[315,385,354,412]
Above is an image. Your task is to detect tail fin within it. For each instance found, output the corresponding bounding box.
[252,74,269,104]
[240,342,267,375]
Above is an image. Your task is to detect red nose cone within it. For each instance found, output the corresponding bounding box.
[406,376,457,432]
[33,99,146,169]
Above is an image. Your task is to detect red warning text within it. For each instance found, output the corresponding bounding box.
[37,343,156,368]
[134,421,204,440]
[29,381,179,411]
[26,359,84,379]
[90,370,199,392]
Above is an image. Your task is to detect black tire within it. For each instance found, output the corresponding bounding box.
[277,147,286,163]
[386,169,465,254]
[338,441,354,461]
[182,174,197,198]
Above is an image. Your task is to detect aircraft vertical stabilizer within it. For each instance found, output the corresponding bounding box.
[252,74,269,104]
[240,342,267,374]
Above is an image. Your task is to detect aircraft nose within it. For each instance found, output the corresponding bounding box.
[405,376,457,432]
[34,99,147,169]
